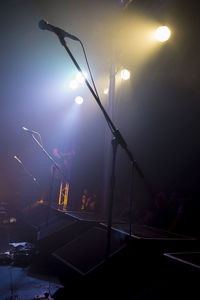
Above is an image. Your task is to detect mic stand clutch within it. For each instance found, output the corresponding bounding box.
[43,28,145,260]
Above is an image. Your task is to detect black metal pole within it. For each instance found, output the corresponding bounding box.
[106,137,119,261]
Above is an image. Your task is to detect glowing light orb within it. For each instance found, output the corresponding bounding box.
[76,71,88,84]
[75,96,83,104]
[103,88,109,95]
[69,80,78,89]
[154,26,171,42]
[120,69,131,80]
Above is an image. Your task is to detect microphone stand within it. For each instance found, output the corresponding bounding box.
[31,134,67,226]
[50,31,145,261]
[14,156,40,187]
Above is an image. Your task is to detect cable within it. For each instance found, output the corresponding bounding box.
[78,40,115,134]
[79,40,99,99]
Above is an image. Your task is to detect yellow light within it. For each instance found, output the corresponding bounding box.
[154,26,171,42]
[120,69,131,80]
[103,88,109,95]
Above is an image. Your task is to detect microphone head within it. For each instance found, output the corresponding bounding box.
[39,19,48,30]
[38,19,80,41]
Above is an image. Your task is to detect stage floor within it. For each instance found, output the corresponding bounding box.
[0,209,199,300]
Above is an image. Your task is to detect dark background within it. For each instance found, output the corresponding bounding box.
[1,0,200,236]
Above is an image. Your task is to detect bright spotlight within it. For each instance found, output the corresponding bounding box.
[69,80,79,89]
[154,26,171,42]
[76,71,88,84]
[103,88,109,95]
[120,69,131,80]
[75,96,83,104]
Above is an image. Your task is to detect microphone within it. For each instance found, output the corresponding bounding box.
[22,126,39,134]
[13,155,22,164]
[38,20,79,41]
[13,155,39,184]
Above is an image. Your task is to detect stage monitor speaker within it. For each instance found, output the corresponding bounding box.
[52,226,126,276]
[21,204,92,253]
[164,251,200,270]
[22,205,76,235]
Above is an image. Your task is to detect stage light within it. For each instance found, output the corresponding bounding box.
[69,79,79,89]
[75,96,83,104]
[76,71,88,84]
[154,26,171,42]
[120,69,131,80]
[103,88,109,95]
